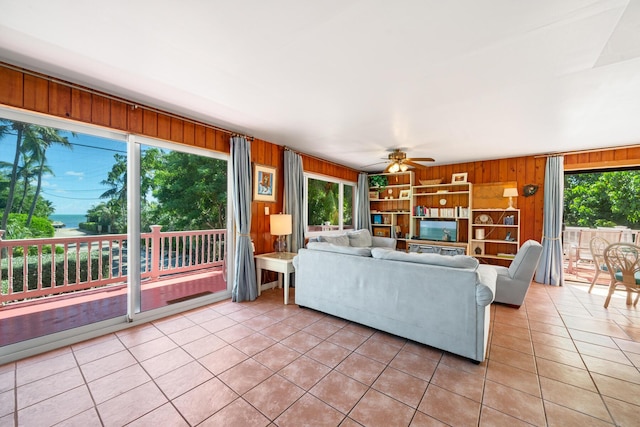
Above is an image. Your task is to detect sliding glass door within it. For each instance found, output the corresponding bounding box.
[0,109,231,361]
[135,138,229,314]
[0,114,129,345]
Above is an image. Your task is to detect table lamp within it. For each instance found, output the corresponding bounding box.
[503,187,518,210]
[270,213,292,253]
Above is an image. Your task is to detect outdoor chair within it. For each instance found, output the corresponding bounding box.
[568,229,622,273]
[603,243,640,308]
[587,236,610,293]
[568,230,595,273]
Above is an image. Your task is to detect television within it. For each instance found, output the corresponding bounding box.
[419,219,458,242]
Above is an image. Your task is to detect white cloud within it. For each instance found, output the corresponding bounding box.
[65,171,84,180]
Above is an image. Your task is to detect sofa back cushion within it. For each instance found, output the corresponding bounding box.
[508,239,543,280]
[347,229,373,247]
[319,234,350,246]
[371,247,479,269]
[307,241,372,257]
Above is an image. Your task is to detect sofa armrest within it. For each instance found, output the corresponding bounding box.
[476,264,497,306]
[371,236,397,249]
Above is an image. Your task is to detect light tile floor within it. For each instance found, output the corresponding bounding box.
[1,280,640,426]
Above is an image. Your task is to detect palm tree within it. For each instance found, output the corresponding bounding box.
[1,121,73,230]
[1,120,28,232]
[100,153,128,227]
[15,153,40,213]
[22,125,73,227]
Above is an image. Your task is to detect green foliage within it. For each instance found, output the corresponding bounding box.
[343,184,354,226]
[308,178,339,225]
[4,219,30,240]
[85,203,120,232]
[0,186,53,218]
[2,251,110,296]
[12,244,64,257]
[144,151,227,231]
[99,148,227,232]
[79,222,99,232]
[5,213,54,240]
[368,175,388,189]
[564,170,640,228]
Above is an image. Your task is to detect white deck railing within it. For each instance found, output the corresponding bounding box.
[0,226,226,304]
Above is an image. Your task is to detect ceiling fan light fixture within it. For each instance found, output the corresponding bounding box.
[381,149,435,173]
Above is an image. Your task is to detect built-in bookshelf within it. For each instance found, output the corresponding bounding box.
[410,182,472,246]
[469,208,520,261]
[368,171,413,242]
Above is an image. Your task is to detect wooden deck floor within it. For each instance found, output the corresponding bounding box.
[0,269,227,346]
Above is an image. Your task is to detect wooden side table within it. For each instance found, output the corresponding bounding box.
[254,252,296,304]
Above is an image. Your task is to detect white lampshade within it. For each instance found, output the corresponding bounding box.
[503,188,518,198]
[270,214,292,236]
[503,187,518,210]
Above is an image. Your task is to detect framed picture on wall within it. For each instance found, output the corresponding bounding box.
[253,163,277,202]
[451,172,468,183]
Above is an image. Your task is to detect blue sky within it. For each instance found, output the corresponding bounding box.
[2,128,126,215]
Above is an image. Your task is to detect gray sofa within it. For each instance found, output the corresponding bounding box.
[293,231,497,362]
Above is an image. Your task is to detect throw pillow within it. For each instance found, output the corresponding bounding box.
[347,229,373,247]
[319,234,350,246]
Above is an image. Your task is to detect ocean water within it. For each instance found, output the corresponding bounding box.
[49,214,87,229]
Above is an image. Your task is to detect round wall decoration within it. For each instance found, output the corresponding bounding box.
[523,184,539,197]
[474,214,493,224]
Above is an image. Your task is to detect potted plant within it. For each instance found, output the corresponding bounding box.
[368,175,388,190]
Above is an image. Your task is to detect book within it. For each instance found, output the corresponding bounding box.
[496,253,516,259]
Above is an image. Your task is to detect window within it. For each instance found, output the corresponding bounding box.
[305,173,355,234]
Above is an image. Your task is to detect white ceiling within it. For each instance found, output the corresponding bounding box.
[1,0,640,171]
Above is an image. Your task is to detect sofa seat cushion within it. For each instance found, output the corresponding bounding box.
[306,241,372,257]
[371,247,479,269]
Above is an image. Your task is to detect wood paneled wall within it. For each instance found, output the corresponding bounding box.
[0,65,232,152]
[564,146,640,171]
[3,63,639,254]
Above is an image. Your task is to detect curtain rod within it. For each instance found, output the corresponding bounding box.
[534,143,640,158]
[1,61,254,141]
[284,146,361,173]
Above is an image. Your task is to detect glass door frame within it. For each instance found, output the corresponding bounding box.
[127,134,234,321]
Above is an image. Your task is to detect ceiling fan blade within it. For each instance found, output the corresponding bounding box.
[404,160,429,169]
[407,157,435,162]
[360,160,388,168]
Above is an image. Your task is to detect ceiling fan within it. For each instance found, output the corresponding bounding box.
[383,149,435,173]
